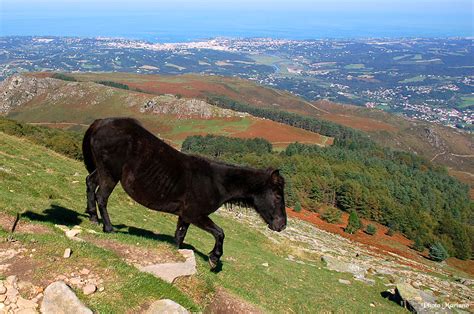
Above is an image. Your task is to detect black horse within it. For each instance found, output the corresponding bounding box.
[82,118,287,269]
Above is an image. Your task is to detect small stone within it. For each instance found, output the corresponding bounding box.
[0,285,6,294]
[6,276,17,286]
[63,248,72,258]
[66,229,81,238]
[98,287,104,292]
[16,296,38,309]
[338,279,351,285]
[261,263,269,267]
[80,268,91,275]
[145,299,188,314]
[69,278,82,286]
[83,284,96,296]
[41,281,92,314]
[370,303,376,307]
[0,295,6,302]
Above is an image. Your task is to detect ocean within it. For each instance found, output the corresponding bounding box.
[1,5,472,42]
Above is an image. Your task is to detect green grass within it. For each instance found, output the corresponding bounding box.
[170,117,251,136]
[0,132,406,312]
[344,64,365,70]
[459,96,474,109]
[393,54,411,61]
[399,75,425,83]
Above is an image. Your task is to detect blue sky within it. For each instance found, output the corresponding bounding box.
[1,0,472,40]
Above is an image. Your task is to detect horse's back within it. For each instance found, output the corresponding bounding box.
[87,118,188,211]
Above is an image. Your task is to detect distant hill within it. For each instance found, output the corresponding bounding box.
[0,73,330,148]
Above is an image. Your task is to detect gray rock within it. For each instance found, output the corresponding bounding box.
[395,283,446,314]
[82,284,96,296]
[40,281,92,314]
[63,248,72,258]
[321,255,367,278]
[338,279,351,285]
[144,299,189,314]
[139,249,196,283]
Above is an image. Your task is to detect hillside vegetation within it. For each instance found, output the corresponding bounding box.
[1,74,330,149]
[0,131,409,313]
[52,72,473,182]
[183,135,473,260]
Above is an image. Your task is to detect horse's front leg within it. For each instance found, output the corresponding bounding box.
[192,216,225,270]
[174,216,190,248]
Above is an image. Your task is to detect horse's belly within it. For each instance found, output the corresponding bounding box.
[120,171,185,215]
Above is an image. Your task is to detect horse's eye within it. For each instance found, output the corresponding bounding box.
[275,194,282,200]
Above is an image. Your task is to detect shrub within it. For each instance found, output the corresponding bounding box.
[345,211,361,234]
[412,237,425,252]
[321,206,342,224]
[52,73,77,82]
[365,224,377,235]
[386,228,395,236]
[294,202,302,213]
[429,242,449,262]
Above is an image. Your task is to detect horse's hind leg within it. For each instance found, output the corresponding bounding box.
[174,216,190,248]
[96,174,118,233]
[192,216,225,270]
[85,170,99,224]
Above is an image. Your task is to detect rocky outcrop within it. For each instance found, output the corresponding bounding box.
[40,281,92,314]
[144,299,189,314]
[140,96,248,119]
[395,283,444,314]
[138,249,197,283]
[0,75,63,114]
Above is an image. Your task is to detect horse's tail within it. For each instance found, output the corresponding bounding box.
[82,119,101,173]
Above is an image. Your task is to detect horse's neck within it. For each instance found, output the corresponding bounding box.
[217,164,265,204]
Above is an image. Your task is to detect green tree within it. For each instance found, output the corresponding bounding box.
[412,237,425,252]
[345,211,361,234]
[365,224,377,235]
[294,202,302,213]
[429,242,449,262]
[321,206,342,224]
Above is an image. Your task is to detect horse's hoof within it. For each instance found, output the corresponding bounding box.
[103,226,114,233]
[89,216,99,224]
[208,255,219,270]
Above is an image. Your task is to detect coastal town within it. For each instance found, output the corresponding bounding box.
[1,36,472,129]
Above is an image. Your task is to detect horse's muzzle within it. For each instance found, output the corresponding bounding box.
[269,218,287,232]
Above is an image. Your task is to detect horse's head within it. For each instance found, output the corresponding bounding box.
[253,169,287,232]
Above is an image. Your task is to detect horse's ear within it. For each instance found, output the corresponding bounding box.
[270,169,281,184]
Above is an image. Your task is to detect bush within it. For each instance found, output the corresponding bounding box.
[52,73,77,82]
[386,228,395,236]
[429,242,449,262]
[294,202,302,213]
[321,206,342,224]
[365,224,377,235]
[412,237,425,252]
[345,211,361,234]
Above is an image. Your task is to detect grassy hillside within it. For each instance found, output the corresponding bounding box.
[4,73,330,149]
[0,132,405,313]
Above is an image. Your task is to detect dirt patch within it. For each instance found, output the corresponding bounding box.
[0,213,51,234]
[85,237,183,267]
[446,258,474,277]
[320,113,397,132]
[204,288,263,314]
